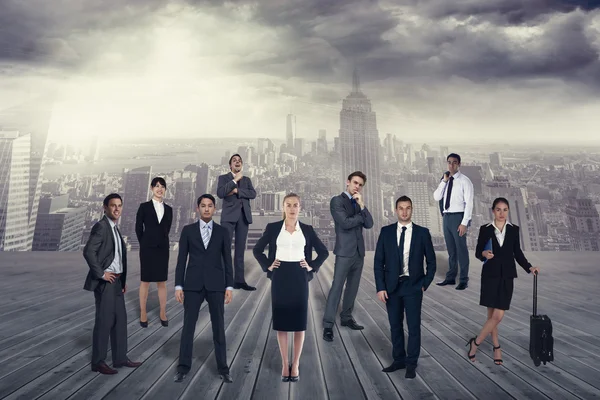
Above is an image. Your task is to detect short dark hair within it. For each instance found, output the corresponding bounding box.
[447,153,461,164]
[347,171,367,184]
[103,193,122,207]
[492,197,510,210]
[197,194,216,207]
[395,195,412,208]
[151,177,167,188]
[229,153,242,165]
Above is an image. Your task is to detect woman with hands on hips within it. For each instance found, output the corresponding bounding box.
[252,193,329,383]
[467,197,540,365]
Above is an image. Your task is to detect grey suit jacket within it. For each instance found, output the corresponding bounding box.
[216,172,256,224]
[83,216,127,291]
[331,193,374,258]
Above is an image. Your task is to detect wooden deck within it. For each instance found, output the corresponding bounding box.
[0,251,599,400]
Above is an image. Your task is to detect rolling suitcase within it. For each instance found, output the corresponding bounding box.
[529,273,554,366]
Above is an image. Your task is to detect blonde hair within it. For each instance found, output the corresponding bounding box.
[282,192,300,219]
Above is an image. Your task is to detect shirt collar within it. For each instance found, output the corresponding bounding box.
[281,220,301,231]
[452,171,462,179]
[397,221,413,230]
[199,219,213,229]
[152,198,163,206]
[105,215,116,228]
[343,191,352,199]
[489,221,511,233]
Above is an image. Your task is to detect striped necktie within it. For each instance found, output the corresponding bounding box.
[202,224,211,247]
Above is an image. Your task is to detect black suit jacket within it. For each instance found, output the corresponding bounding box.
[83,216,127,291]
[331,193,374,257]
[216,172,256,224]
[374,223,436,295]
[475,223,532,279]
[135,200,173,248]
[252,220,329,281]
[174,221,234,291]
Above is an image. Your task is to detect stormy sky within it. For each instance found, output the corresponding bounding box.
[1,0,599,145]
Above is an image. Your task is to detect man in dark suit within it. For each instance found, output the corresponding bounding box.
[83,193,142,375]
[216,153,256,291]
[322,171,374,342]
[174,194,234,383]
[374,196,436,379]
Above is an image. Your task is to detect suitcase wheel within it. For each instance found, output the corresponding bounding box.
[534,360,541,367]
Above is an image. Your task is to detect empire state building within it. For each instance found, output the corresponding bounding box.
[339,70,384,250]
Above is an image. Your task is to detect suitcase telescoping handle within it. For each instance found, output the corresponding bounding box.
[533,272,538,316]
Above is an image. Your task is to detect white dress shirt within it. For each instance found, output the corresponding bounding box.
[275,220,306,261]
[175,219,233,291]
[105,217,123,275]
[489,221,512,247]
[433,171,474,226]
[397,222,413,277]
[152,198,164,223]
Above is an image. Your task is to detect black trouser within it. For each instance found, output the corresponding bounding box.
[386,278,423,367]
[92,277,128,366]
[221,216,249,284]
[178,288,228,374]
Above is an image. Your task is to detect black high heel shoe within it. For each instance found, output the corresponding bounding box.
[140,319,148,328]
[289,364,299,382]
[466,336,479,361]
[282,364,290,382]
[160,319,168,327]
[493,345,503,365]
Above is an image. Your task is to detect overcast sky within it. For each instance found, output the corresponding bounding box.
[1,0,600,145]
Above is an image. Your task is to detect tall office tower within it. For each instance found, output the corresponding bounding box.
[0,96,54,249]
[195,163,210,198]
[33,194,86,251]
[490,152,503,169]
[384,133,395,162]
[294,138,305,158]
[121,166,152,241]
[286,114,296,150]
[426,157,436,174]
[405,144,413,167]
[0,131,32,250]
[317,129,328,154]
[88,135,101,163]
[566,189,600,251]
[440,146,449,157]
[339,69,383,250]
[403,173,431,229]
[174,177,196,233]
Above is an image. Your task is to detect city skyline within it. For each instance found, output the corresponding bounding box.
[2,2,600,144]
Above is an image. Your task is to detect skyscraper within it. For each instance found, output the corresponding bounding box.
[121,166,152,242]
[403,174,431,229]
[33,194,86,251]
[0,96,54,250]
[317,129,328,154]
[0,131,32,251]
[338,69,384,250]
[566,190,600,251]
[286,114,296,151]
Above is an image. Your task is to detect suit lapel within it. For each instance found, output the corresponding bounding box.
[148,201,161,225]
[408,225,417,263]
[102,216,116,255]
[193,221,206,251]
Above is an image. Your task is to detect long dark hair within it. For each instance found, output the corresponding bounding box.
[492,197,509,210]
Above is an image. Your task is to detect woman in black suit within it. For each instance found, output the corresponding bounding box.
[135,177,173,327]
[253,193,329,382]
[467,197,540,365]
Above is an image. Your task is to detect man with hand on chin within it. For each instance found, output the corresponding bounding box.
[174,194,234,383]
[217,154,257,291]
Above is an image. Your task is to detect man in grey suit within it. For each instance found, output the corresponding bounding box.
[217,153,257,291]
[323,171,374,341]
[83,193,141,374]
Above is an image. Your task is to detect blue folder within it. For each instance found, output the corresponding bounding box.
[483,238,492,264]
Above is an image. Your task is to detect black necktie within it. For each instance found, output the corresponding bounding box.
[399,226,407,270]
[444,176,454,211]
[351,198,358,212]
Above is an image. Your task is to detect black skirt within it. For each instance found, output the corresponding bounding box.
[271,261,309,331]
[480,277,514,311]
[139,247,169,282]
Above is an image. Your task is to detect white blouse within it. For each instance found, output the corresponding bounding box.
[490,221,512,247]
[275,221,306,261]
[152,198,164,223]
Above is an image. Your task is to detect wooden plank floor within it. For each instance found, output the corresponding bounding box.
[1,251,599,400]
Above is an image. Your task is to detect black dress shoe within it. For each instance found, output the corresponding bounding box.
[113,359,142,368]
[140,319,148,328]
[405,366,416,379]
[233,282,256,291]
[382,362,406,373]
[174,372,187,382]
[220,373,233,383]
[323,328,333,342]
[436,280,456,286]
[92,361,118,374]
[455,283,468,290]
[160,319,168,327]
[341,319,364,330]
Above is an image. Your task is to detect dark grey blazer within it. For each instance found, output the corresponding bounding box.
[216,172,256,224]
[330,193,374,257]
[83,216,127,291]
